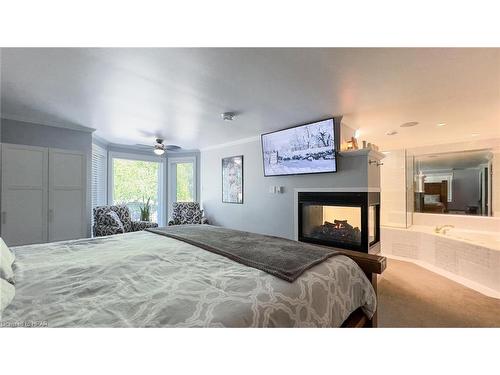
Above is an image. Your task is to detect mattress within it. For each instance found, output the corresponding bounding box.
[1,231,376,327]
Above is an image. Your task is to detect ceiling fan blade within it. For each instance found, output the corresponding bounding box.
[165,145,181,151]
[137,129,165,138]
[134,143,181,154]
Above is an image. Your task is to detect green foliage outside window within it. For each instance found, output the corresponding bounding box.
[176,163,194,202]
[113,158,159,221]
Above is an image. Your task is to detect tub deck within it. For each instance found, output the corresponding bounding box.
[381,225,500,298]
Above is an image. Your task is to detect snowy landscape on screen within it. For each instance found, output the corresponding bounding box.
[262,119,336,176]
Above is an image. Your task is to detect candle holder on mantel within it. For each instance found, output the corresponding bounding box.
[346,137,359,150]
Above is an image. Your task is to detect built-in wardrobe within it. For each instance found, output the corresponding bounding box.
[1,143,87,246]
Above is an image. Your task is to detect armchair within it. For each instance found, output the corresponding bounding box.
[93,204,158,237]
[168,202,208,226]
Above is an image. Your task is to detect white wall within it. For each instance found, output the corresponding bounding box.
[200,139,376,239]
[448,168,481,212]
[492,152,500,217]
[380,150,407,227]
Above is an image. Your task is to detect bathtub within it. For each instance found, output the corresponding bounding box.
[439,228,500,250]
[381,225,500,298]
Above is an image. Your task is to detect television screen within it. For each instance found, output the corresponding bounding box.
[261,118,337,176]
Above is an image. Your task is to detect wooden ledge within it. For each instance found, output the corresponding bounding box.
[316,245,386,275]
[341,308,369,328]
[336,249,386,275]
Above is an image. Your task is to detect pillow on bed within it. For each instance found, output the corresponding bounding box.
[1,277,15,313]
[424,194,441,204]
[0,237,16,284]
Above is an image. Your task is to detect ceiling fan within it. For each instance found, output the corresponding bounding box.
[135,138,182,156]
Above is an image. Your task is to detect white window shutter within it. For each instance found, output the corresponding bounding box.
[91,144,108,216]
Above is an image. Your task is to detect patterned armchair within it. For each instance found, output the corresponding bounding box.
[93,204,158,237]
[168,202,208,226]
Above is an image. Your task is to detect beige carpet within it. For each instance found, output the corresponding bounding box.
[377,259,500,327]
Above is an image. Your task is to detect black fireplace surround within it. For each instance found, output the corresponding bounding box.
[298,191,380,253]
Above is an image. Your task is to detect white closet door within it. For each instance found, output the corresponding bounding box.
[1,144,48,246]
[48,148,86,242]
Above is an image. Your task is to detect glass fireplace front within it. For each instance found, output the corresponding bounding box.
[301,204,362,247]
[297,192,380,253]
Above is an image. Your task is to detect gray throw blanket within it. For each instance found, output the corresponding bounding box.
[146,225,339,282]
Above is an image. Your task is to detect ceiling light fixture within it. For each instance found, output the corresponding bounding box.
[385,130,398,136]
[221,112,236,121]
[437,123,446,127]
[154,146,165,156]
[471,133,480,137]
[400,121,419,128]
[153,138,166,155]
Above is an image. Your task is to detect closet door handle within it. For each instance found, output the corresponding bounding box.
[1,212,6,225]
[48,209,54,222]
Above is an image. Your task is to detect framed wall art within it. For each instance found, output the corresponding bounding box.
[222,155,243,204]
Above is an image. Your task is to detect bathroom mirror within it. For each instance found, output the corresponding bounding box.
[412,149,494,216]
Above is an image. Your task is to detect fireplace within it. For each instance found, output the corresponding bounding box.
[298,191,380,253]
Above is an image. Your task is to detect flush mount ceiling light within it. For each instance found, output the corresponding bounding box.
[385,130,398,136]
[221,112,236,121]
[437,123,446,127]
[400,121,419,128]
[471,133,480,137]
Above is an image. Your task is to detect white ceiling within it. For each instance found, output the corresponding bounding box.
[1,48,499,150]
[418,149,493,170]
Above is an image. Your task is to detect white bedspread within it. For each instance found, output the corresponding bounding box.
[1,231,376,327]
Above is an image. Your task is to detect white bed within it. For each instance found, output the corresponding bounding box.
[1,230,376,327]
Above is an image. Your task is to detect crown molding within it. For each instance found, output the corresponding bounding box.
[106,141,199,155]
[0,113,95,133]
[92,134,111,149]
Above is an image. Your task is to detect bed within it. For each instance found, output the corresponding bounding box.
[423,181,448,213]
[1,225,385,328]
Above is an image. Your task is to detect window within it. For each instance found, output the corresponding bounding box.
[109,152,165,225]
[175,162,194,202]
[91,143,107,211]
[168,157,196,219]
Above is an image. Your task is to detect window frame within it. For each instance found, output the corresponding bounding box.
[167,156,197,220]
[108,151,166,225]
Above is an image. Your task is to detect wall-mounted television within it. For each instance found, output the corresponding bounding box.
[261,118,338,177]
